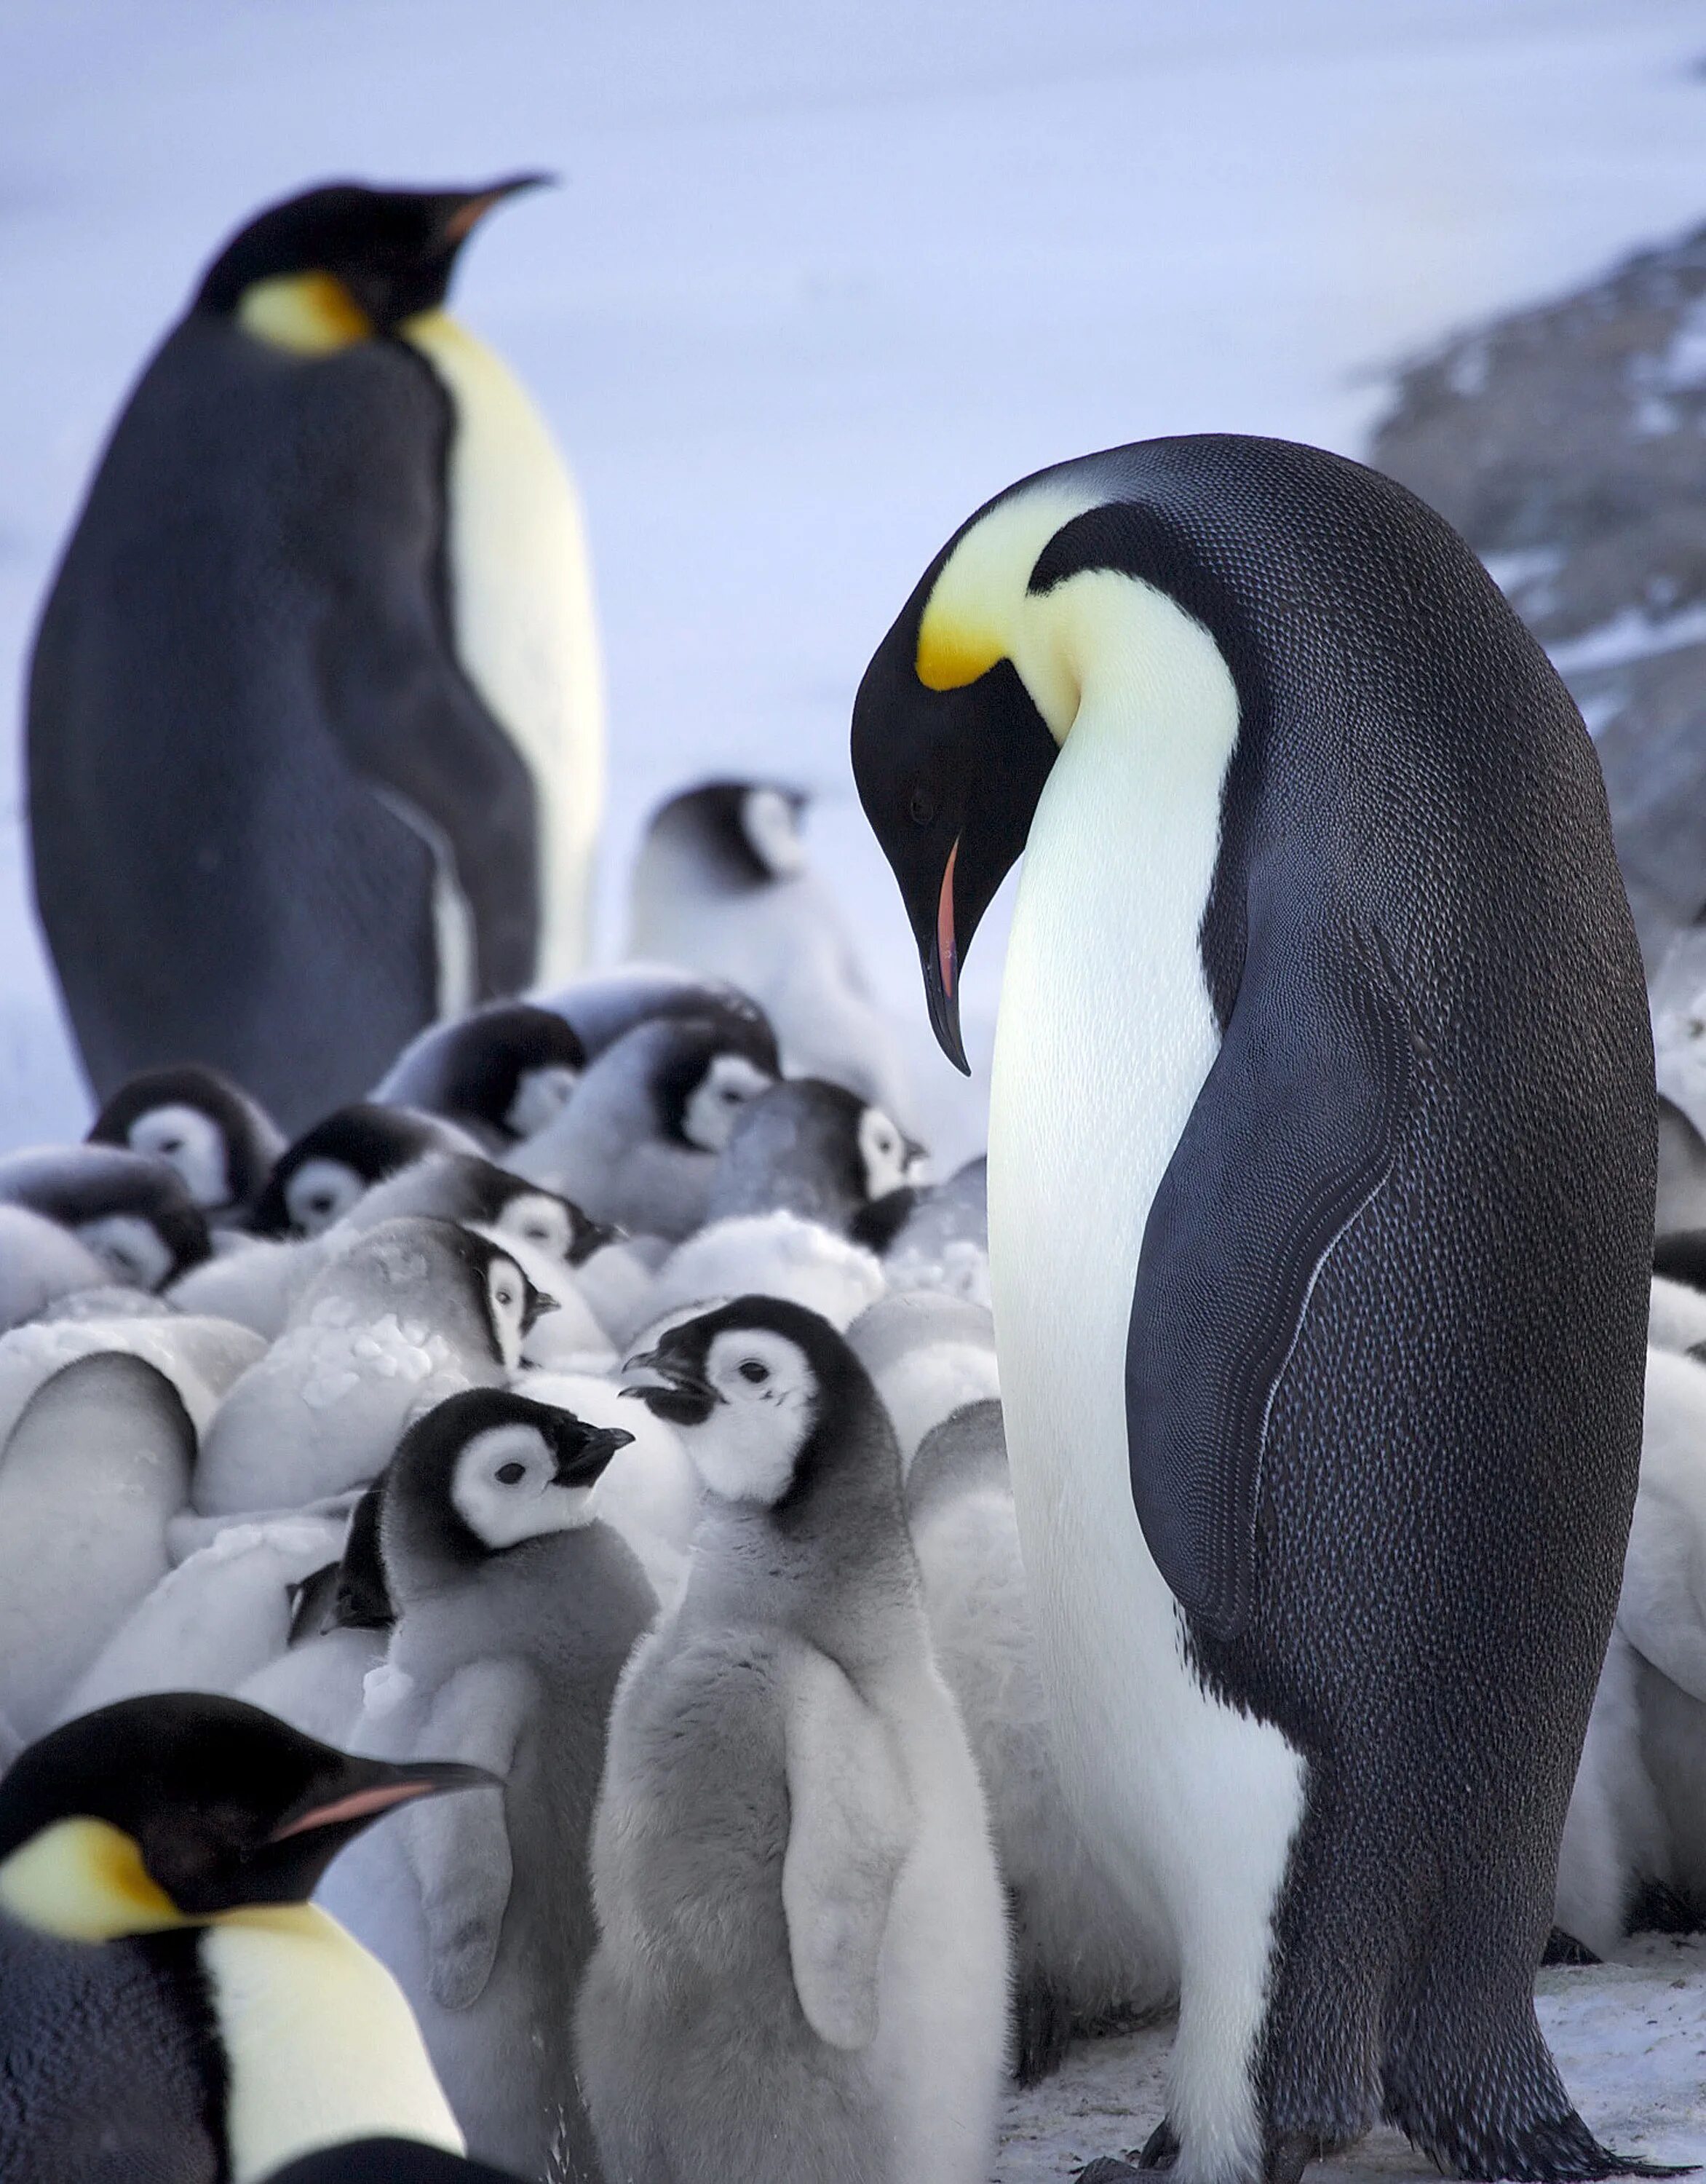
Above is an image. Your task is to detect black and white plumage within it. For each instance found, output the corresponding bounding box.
[539,963,778,1073]
[704,1077,921,1235]
[0,1692,487,2183]
[372,1003,587,1150]
[626,780,913,1120]
[321,1387,653,2184]
[252,1105,482,1239]
[854,436,1657,2183]
[504,1015,776,1241]
[579,1298,1007,2184]
[87,1064,287,1224]
[28,179,603,1131]
[194,1217,555,1515]
[0,1143,210,1291]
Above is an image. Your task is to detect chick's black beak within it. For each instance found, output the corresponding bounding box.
[521,1278,558,1332]
[619,1342,722,1427]
[924,836,969,1075]
[552,1425,635,1489]
[570,1216,622,1268]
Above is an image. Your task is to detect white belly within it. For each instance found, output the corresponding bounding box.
[405,310,605,987]
[987,592,1304,2179]
[205,1903,463,2182]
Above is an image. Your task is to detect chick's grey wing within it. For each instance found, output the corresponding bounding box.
[1126,892,1414,1645]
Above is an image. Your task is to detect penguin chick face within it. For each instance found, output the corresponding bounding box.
[741,786,809,879]
[74,1211,178,1291]
[857,1107,914,1200]
[197,176,550,352]
[681,1053,774,1154]
[624,1316,820,1506]
[122,1104,229,1211]
[255,1104,469,1236]
[481,1248,555,1371]
[0,1693,492,1940]
[852,473,1134,1069]
[493,1187,616,1270]
[89,1064,284,1214]
[287,1157,368,1237]
[507,1064,580,1141]
[451,1417,635,1550]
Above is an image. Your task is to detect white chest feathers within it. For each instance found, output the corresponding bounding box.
[402,309,605,985]
[202,1903,463,2181]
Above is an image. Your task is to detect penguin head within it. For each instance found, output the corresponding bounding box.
[543,966,780,1075]
[288,1481,393,1642]
[623,1296,875,1510]
[0,1143,210,1290]
[349,1151,618,1270]
[645,780,812,890]
[88,1064,285,1217]
[197,176,550,355]
[618,1016,774,1155]
[451,1228,558,1371]
[384,1387,635,1571]
[254,1103,474,1237]
[0,1693,493,1940]
[487,1182,618,1270]
[852,464,1168,1070]
[377,1002,587,1145]
[710,1079,924,1227]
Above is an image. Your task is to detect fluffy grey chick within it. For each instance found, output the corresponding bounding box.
[320,1386,654,2184]
[579,1297,1007,2184]
[705,1077,921,1236]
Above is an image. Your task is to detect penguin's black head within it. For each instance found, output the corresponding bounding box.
[437,1003,586,1142]
[633,1016,777,1155]
[253,1102,466,1237]
[717,1079,923,1219]
[0,1142,211,1288]
[0,1693,494,1937]
[197,176,551,342]
[382,1385,635,1570]
[646,780,812,890]
[622,1294,884,1514]
[88,1063,284,1216]
[287,1481,393,1642]
[431,1222,560,1369]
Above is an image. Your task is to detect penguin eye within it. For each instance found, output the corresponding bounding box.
[909,788,935,826]
[494,1284,516,1310]
[737,1359,770,1385]
[495,1461,528,1485]
[159,1135,183,1155]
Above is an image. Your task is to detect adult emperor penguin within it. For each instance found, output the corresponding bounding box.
[581,1297,1007,2184]
[0,1691,489,2182]
[851,436,1658,2184]
[28,178,604,1130]
[320,1386,654,2183]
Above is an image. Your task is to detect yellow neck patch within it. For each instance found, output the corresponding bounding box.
[236,272,373,356]
[0,1817,182,1941]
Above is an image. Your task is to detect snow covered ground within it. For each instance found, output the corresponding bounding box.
[4,0,1706,1160]
[999,1935,1706,2178]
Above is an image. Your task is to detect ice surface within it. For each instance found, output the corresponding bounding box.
[4,1,1706,1158]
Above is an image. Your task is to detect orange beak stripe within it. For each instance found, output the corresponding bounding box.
[269,1781,443,1842]
[937,839,960,1000]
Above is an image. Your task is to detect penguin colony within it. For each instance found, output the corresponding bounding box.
[0,178,1699,2184]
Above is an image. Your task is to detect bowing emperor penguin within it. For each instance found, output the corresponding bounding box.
[0,1691,490,2182]
[852,436,1659,2184]
[28,178,604,1130]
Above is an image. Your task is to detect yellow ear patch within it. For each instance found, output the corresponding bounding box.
[915,610,1006,692]
[0,1816,183,1941]
[236,271,373,356]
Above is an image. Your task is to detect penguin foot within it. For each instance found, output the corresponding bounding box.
[1542,1928,1602,1966]
[1265,2130,1339,2184]
[1012,1974,1076,2086]
[1076,2163,1145,2184]
[1136,2118,1181,2170]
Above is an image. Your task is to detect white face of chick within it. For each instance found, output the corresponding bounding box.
[451,1423,598,1548]
[74,1214,174,1291]
[127,1104,230,1211]
[286,1158,366,1236]
[687,1329,818,1506]
[495,1192,573,1266]
[506,1064,579,1141]
[483,1254,533,1371]
[682,1054,773,1153]
[857,1107,911,1200]
[740,787,807,879]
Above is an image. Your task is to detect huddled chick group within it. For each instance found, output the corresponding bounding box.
[0,782,1165,2184]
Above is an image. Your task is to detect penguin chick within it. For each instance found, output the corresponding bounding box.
[846,1289,1000,1466]
[705,1076,923,1235]
[539,962,778,1072]
[0,1310,264,1449]
[627,780,914,1123]
[89,1064,287,1223]
[195,1218,555,1516]
[171,1231,335,1342]
[262,2139,527,2183]
[1657,1095,1706,1238]
[242,1487,393,1747]
[1552,1629,1667,1961]
[0,1692,488,2183]
[903,1396,1176,2081]
[0,1354,195,1741]
[638,1210,886,1341]
[580,1297,1007,2184]
[320,1388,654,2184]
[338,1150,616,1271]
[0,1206,124,1333]
[505,1015,775,1241]
[375,1002,587,1149]
[1649,1273,1706,1357]
[520,1367,697,1605]
[253,1105,483,1238]
[0,1142,210,1289]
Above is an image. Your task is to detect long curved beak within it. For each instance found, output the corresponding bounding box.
[443,173,556,243]
[924,839,969,1075]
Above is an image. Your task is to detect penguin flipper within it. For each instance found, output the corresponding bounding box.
[399,1660,526,2009]
[1126,914,1414,1643]
[782,1647,915,2052]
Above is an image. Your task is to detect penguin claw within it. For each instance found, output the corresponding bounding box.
[1137,2118,1181,2171]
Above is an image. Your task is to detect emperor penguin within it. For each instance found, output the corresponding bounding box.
[705,1076,922,1235]
[626,780,913,1120]
[28,178,604,1130]
[0,1142,211,1290]
[88,1064,287,1225]
[320,1386,654,2184]
[253,1104,483,1238]
[579,1297,1008,2184]
[0,1691,488,2182]
[539,963,778,1072]
[373,1002,587,1149]
[851,437,1658,2183]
